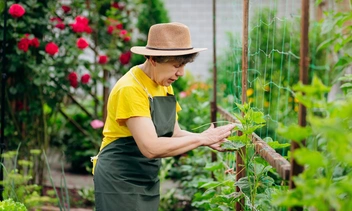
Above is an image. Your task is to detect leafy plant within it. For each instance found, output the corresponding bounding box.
[1,0,136,183]
[0,198,27,211]
[273,76,352,210]
[316,1,352,81]
[0,148,57,210]
[215,8,329,143]
[78,187,95,207]
[190,103,286,210]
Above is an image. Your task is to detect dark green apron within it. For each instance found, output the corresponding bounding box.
[94,94,176,211]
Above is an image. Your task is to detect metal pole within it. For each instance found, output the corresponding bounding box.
[289,0,309,211]
[1,0,8,201]
[236,0,249,210]
[210,0,217,165]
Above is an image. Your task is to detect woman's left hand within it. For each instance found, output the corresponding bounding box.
[208,139,226,152]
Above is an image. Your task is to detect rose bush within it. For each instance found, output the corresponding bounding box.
[1,0,136,181]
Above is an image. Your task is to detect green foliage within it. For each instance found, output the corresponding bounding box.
[221,103,265,151]
[1,0,135,179]
[317,5,352,80]
[177,74,211,131]
[78,187,95,207]
[51,102,102,174]
[130,0,170,66]
[273,76,352,210]
[215,8,329,143]
[1,149,57,210]
[338,73,352,96]
[190,104,283,210]
[0,198,27,211]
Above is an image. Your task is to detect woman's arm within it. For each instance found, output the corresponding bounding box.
[126,117,235,159]
[172,121,197,137]
[173,121,227,152]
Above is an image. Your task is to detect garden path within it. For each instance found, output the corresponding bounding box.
[44,149,94,190]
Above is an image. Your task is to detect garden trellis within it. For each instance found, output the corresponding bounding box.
[211,0,333,210]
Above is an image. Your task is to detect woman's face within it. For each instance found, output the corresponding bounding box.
[152,61,185,86]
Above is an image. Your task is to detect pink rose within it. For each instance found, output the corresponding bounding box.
[81,73,90,84]
[56,23,65,30]
[90,119,104,129]
[116,23,123,30]
[17,37,30,52]
[61,5,71,13]
[71,22,86,33]
[70,80,78,88]
[107,26,114,34]
[75,16,89,25]
[50,17,65,30]
[98,55,108,64]
[68,72,78,88]
[9,4,25,18]
[111,2,125,10]
[71,16,91,33]
[29,38,40,48]
[119,29,127,38]
[45,42,59,55]
[84,26,92,34]
[179,91,187,98]
[68,72,78,81]
[76,37,89,49]
[123,36,131,42]
[119,51,131,65]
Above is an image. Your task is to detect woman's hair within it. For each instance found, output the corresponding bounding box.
[145,53,199,66]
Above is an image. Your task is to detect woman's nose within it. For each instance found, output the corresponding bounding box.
[176,67,185,76]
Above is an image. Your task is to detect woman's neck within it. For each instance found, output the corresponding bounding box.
[139,60,155,81]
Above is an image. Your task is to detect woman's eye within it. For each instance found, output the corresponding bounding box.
[174,64,184,68]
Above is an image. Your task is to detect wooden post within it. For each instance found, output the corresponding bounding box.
[210,0,218,168]
[236,0,249,210]
[289,0,309,211]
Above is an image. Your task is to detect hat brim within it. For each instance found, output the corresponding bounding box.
[131,46,207,56]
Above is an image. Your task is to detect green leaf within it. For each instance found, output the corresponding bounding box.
[268,141,290,149]
[317,37,335,51]
[221,140,245,151]
[233,112,244,123]
[235,176,255,197]
[0,1,4,14]
[251,111,266,124]
[235,102,245,112]
[340,82,352,89]
[277,124,312,142]
[200,181,221,189]
[334,56,352,69]
[227,134,249,144]
[337,74,352,81]
[293,148,326,168]
[204,161,224,171]
[293,76,331,95]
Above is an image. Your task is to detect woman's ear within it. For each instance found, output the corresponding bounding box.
[149,56,157,66]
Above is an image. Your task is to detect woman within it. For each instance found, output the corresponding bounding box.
[93,22,235,211]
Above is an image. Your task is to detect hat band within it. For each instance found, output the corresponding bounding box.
[146,46,194,51]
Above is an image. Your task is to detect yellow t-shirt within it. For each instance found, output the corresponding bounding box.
[100,66,182,150]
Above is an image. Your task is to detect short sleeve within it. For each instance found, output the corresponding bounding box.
[115,86,150,125]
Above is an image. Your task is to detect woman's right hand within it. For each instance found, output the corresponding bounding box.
[200,123,236,146]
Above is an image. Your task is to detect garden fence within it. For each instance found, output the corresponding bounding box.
[211,0,313,210]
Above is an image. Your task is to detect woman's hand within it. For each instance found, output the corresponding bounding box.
[200,123,235,147]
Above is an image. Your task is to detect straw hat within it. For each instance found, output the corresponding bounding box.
[131,22,207,56]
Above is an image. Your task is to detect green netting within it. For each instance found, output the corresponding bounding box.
[216,0,331,153]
